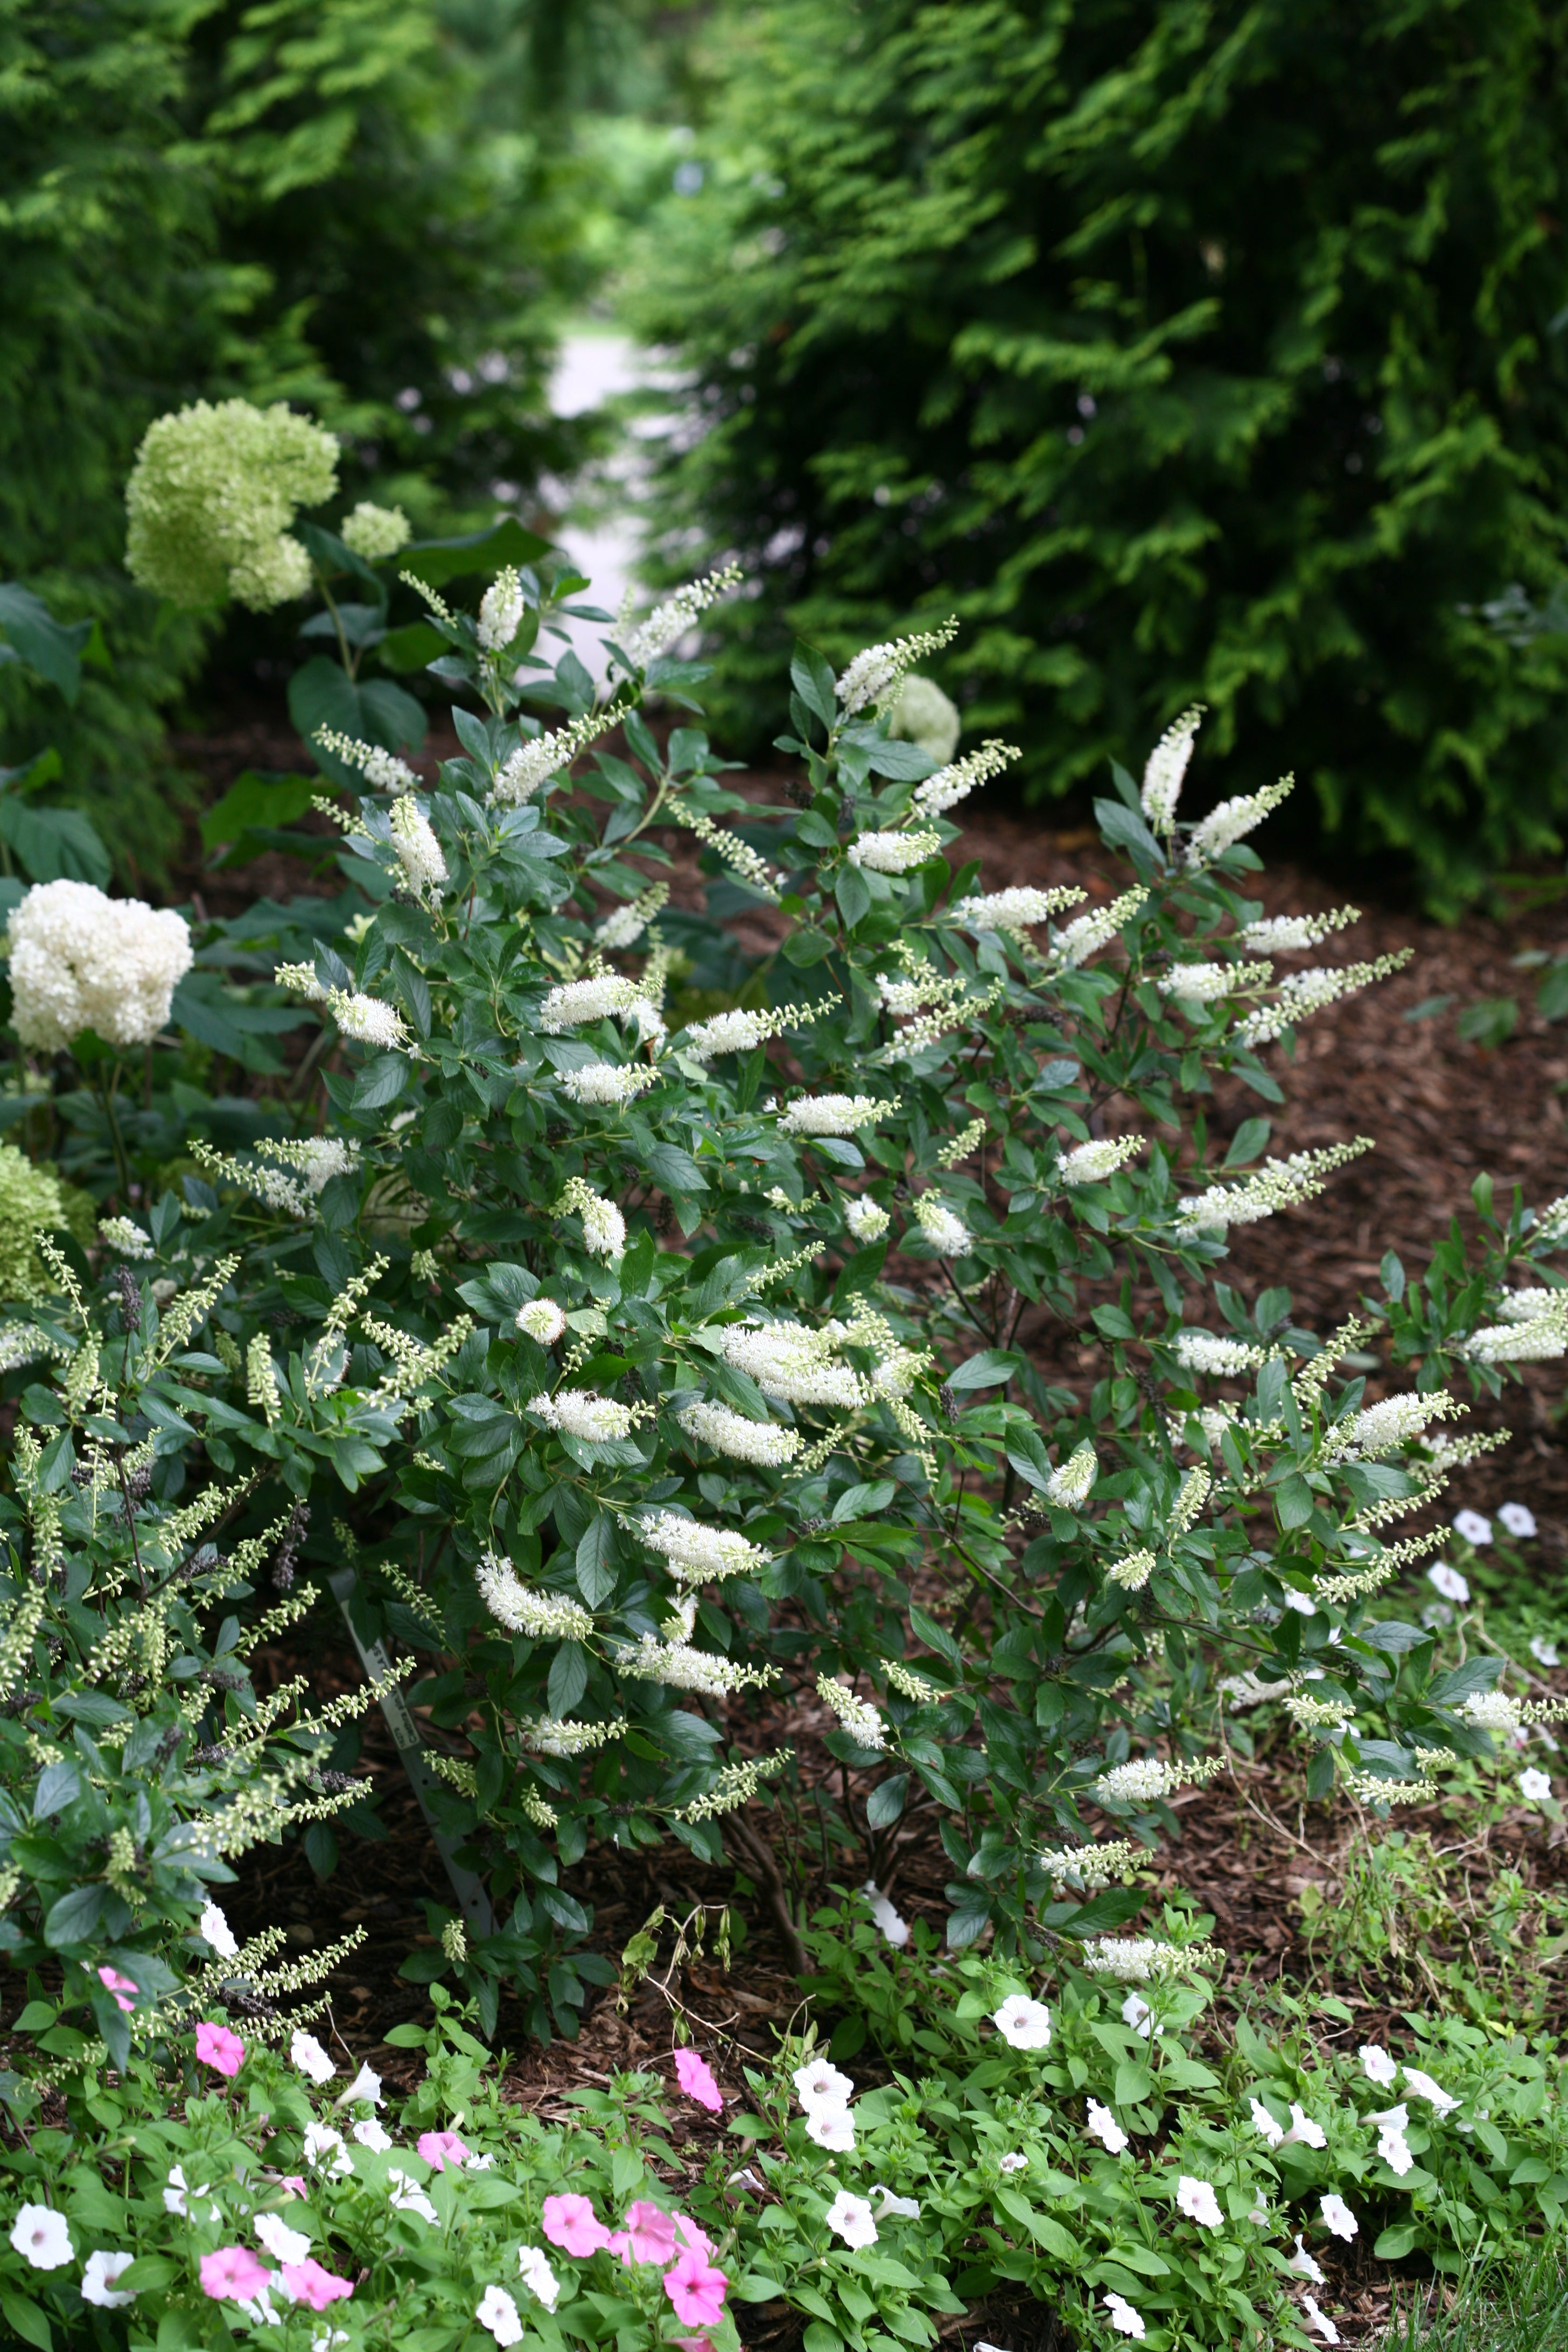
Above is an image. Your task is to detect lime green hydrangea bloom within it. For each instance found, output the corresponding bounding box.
[889,674,961,766]
[0,1146,91,1303]
[124,400,339,612]
[340,501,411,562]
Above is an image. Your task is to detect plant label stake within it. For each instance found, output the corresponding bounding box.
[328,1567,494,1938]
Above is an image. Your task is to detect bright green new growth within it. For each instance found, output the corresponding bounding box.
[124,399,339,611]
[0,1146,87,1301]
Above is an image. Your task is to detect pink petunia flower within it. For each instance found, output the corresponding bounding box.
[675,2215,714,2261]
[417,2129,471,2173]
[194,2020,245,2078]
[199,2247,272,2302]
[622,2202,677,2265]
[279,2258,354,2311]
[97,1966,137,2015]
[663,2247,729,2330]
[276,2176,307,2200]
[674,2047,722,2113]
[542,2194,612,2257]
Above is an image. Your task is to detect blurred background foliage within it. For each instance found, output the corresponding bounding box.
[9,0,1568,909]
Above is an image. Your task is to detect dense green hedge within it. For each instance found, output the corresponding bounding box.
[632,0,1568,909]
[0,0,590,875]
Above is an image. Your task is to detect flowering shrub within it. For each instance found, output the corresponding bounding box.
[8,517,1568,2055]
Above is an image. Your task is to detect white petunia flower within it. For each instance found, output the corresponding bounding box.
[997,2152,1029,2174]
[1121,1991,1163,2039]
[1319,2193,1357,2241]
[81,2248,138,2306]
[290,2030,334,2085]
[476,2283,524,2346]
[1175,2175,1223,2230]
[1103,2291,1147,2340]
[1248,2096,1284,2148]
[256,2212,311,2266]
[1402,2066,1458,2117]
[337,2062,383,2108]
[1427,1563,1470,1605]
[1520,1766,1553,1802]
[824,2190,878,2249]
[1285,2235,1326,2284]
[9,2205,72,2269]
[1453,1508,1493,1545]
[807,2106,857,2152]
[1499,1501,1537,1538]
[387,2168,438,2224]
[1283,2103,1327,2150]
[1086,2099,1129,2154]
[1358,2043,1397,2088]
[1372,2103,1415,2177]
[352,2118,393,2151]
[794,2056,854,2112]
[517,2246,560,2310]
[162,2164,216,2220]
[199,1901,239,1959]
[991,1994,1051,2050]
[1301,2294,1341,2344]
[302,2123,352,2178]
[862,1881,909,1946]
[1529,1634,1561,1668]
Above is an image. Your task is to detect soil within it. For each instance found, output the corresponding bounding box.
[177,724,1568,2347]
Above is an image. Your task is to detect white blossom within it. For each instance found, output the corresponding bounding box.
[1059,1137,1142,1185]
[913,1196,971,1255]
[1175,2175,1223,2230]
[1461,1689,1521,1737]
[1239,906,1360,954]
[199,1901,239,1959]
[1103,2292,1146,2340]
[338,2063,383,2108]
[1319,2194,1357,2242]
[720,1321,862,1410]
[1358,2042,1397,2087]
[1157,960,1272,1003]
[679,1399,802,1465]
[1175,1140,1373,1236]
[539,975,650,1032]
[340,501,410,562]
[991,1993,1051,2050]
[493,710,617,805]
[912,738,1019,817]
[522,1716,625,1758]
[824,2189,879,2248]
[955,885,1083,934]
[618,1633,775,1697]
[1285,2236,1326,2284]
[997,2152,1029,2174]
[81,2249,138,2307]
[303,2122,352,2177]
[477,568,526,651]
[555,1178,626,1261]
[1082,1936,1221,1983]
[1499,1501,1537,1538]
[389,797,447,897]
[1402,2066,1458,2117]
[256,2212,312,2266]
[330,990,409,1051]
[1371,2103,1415,2176]
[162,2165,216,2219]
[387,2168,438,2223]
[1107,1550,1156,1591]
[848,828,941,872]
[1249,2096,1283,2148]
[9,2204,72,2269]
[816,1674,885,1749]
[794,2056,855,2112]
[1234,954,1411,1048]
[1121,1991,1163,2039]
[559,1060,657,1106]
[1186,773,1294,862]
[516,1298,566,1345]
[1529,1634,1560,1668]
[1301,2295,1341,2345]
[290,2029,334,2085]
[475,1554,594,1641]
[638,1510,771,1583]
[476,2283,524,2346]
[778,1093,887,1137]
[1174,1331,1266,1376]
[1453,1508,1494,1543]
[98,1216,154,1258]
[529,1388,634,1443]
[1049,888,1148,969]
[1046,1440,1097,1508]
[507,2246,559,2314]
[8,880,193,1052]
[807,2106,857,2152]
[619,564,742,668]
[352,2117,391,2151]
[1427,1563,1470,1605]
[315,728,419,793]
[1466,1314,1568,1363]
[1140,706,1203,831]
[1520,1766,1553,1802]
[845,1196,891,1241]
[677,1007,778,1059]
[1086,2098,1129,2154]
[835,621,958,715]
[862,1880,908,1945]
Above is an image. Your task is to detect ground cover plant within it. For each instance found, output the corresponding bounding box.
[0,414,1563,2342]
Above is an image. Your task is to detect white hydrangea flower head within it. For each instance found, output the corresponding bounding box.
[912,737,1018,817]
[475,1553,594,1641]
[888,672,962,763]
[1140,705,1203,832]
[834,619,958,715]
[845,1196,891,1241]
[559,1061,658,1107]
[778,1093,887,1137]
[8,881,192,1052]
[1059,1137,1142,1185]
[955,885,1084,935]
[339,500,410,562]
[389,797,447,898]
[125,397,338,611]
[848,828,941,873]
[477,567,527,652]
[679,1399,802,1465]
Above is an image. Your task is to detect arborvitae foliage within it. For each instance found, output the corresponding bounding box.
[631,0,1568,911]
